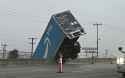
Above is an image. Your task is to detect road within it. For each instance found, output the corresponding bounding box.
[0,64,120,78]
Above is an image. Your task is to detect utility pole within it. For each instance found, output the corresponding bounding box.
[1,42,8,59]
[93,23,102,56]
[28,37,37,57]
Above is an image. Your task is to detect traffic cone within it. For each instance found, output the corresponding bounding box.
[57,54,63,73]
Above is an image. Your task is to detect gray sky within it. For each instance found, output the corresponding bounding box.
[0,0,125,57]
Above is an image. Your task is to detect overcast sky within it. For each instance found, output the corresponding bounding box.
[0,0,125,57]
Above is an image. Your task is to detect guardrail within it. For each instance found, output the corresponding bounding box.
[66,58,116,64]
[0,59,45,65]
[0,58,116,65]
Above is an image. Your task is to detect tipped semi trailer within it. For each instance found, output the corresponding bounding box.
[33,11,85,61]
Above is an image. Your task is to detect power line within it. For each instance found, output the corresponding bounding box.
[1,42,8,59]
[93,23,103,56]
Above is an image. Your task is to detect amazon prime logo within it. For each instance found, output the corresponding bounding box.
[43,25,53,59]
[43,33,52,59]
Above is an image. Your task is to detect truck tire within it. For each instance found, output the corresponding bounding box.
[122,73,125,77]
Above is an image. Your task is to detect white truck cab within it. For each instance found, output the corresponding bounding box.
[117,57,125,72]
[117,47,125,77]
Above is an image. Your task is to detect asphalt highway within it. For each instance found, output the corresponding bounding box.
[0,63,119,78]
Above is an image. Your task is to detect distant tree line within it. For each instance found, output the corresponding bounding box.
[8,49,19,59]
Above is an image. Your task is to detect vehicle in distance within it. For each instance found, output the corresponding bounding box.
[117,47,125,77]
